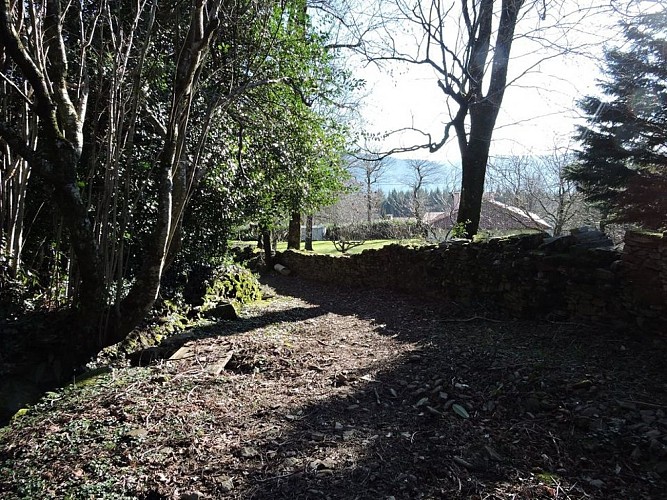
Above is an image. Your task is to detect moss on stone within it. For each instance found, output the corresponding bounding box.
[204,264,262,306]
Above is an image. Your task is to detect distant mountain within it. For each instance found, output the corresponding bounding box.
[350,158,461,193]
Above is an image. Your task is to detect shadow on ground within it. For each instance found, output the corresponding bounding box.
[217,274,667,499]
[127,305,329,366]
[1,274,665,499]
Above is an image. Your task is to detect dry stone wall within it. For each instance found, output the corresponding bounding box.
[276,230,666,334]
[621,231,667,331]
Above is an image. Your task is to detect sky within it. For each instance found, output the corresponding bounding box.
[348,0,628,164]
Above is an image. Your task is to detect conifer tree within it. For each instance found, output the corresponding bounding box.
[568,9,667,229]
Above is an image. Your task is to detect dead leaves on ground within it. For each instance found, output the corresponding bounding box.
[1,276,666,499]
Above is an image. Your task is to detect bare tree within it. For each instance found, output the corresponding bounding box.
[487,148,596,235]
[317,181,367,226]
[403,159,440,229]
[359,0,614,237]
[0,72,35,278]
[350,154,388,222]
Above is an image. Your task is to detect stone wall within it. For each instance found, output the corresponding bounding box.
[621,231,667,331]
[276,230,666,334]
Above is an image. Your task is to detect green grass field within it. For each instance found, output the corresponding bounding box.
[232,229,544,256]
[232,239,429,255]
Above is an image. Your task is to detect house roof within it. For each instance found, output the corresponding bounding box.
[484,199,552,230]
[423,211,448,224]
[426,198,552,231]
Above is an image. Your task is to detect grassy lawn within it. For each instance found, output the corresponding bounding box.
[232,239,429,255]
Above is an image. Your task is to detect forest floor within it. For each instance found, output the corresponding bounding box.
[1,274,666,499]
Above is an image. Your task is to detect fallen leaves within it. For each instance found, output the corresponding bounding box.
[1,275,666,499]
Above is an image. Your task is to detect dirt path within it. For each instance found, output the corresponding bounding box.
[1,275,666,499]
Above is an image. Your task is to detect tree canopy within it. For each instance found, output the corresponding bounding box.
[0,0,354,351]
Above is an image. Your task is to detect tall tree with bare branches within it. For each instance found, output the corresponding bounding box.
[360,0,612,236]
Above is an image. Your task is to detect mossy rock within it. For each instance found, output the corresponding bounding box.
[201,300,239,320]
[204,264,262,305]
[72,367,112,388]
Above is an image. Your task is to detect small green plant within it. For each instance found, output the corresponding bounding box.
[450,220,471,239]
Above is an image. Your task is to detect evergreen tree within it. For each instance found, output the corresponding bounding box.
[568,9,667,229]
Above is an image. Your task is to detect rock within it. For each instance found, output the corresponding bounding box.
[240,446,258,458]
[415,397,429,407]
[201,301,239,320]
[125,428,149,439]
[180,491,208,499]
[216,476,234,493]
[540,235,576,252]
[570,227,613,249]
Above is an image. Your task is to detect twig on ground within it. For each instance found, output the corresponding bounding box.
[617,399,667,409]
[441,316,504,323]
[255,470,301,483]
[452,456,475,470]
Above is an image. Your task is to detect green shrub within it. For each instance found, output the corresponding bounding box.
[327,220,424,242]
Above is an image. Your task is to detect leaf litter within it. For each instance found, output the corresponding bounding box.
[0,274,666,499]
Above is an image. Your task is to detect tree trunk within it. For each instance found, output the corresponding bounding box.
[112,0,222,344]
[457,111,494,237]
[262,228,273,268]
[287,211,301,250]
[366,176,373,223]
[453,0,524,237]
[305,214,313,250]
